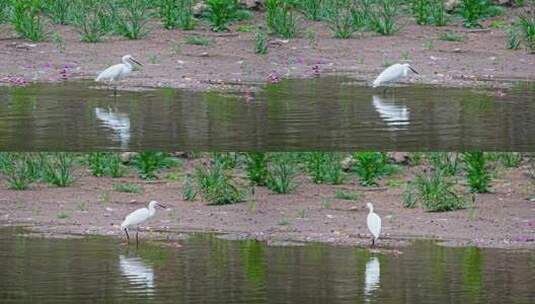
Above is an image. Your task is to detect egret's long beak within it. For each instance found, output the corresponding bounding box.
[157,203,167,209]
[129,58,143,66]
[409,66,419,74]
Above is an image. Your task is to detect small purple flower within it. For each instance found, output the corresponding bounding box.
[516,235,535,242]
[4,76,28,86]
[267,71,281,83]
[312,65,320,77]
[59,68,69,80]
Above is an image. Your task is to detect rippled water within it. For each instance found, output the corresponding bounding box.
[1,227,534,303]
[0,78,535,150]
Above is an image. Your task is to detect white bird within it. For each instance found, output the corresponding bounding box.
[121,200,166,247]
[95,54,143,95]
[366,202,381,247]
[372,63,419,89]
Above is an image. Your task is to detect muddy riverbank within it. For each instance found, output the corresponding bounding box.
[0,155,534,249]
[1,9,534,92]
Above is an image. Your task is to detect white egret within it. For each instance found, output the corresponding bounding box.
[372,63,419,89]
[121,200,166,247]
[95,54,143,95]
[366,202,381,247]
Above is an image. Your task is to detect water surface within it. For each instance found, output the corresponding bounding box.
[1,227,534,303]
[0,78,534,150]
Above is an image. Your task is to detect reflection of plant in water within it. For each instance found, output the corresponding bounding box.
[10,89,37,114]
[240,240,266,288]
[208,236,232,275]
[429,242,447,288]
[461,93,495,113]
[462,247,483,301]
[307,243,328,265]
[137,245,171,268]
[204,92,242,124]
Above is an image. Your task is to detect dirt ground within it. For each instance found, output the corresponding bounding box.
[0,156,534,249]
[1,10,535,91]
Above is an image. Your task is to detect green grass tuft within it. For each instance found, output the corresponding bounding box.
[113,183,142,193]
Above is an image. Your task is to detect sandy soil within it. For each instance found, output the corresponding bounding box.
[0,155,534,249]
[1,10,534,91]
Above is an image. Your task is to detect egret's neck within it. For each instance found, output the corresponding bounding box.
[122,58,132,69]
[148,205,156,217]
[368,206,374,214]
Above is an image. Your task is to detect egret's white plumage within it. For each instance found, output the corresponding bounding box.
[366,202,381,247]
[121,200,165,246]
[95,55,142,92]
[372,63,418,88]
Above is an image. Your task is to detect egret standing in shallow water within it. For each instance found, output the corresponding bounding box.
[372,63,419,90]
[366,202,382,247]
[121,200,166,247]
[95,54,143,95]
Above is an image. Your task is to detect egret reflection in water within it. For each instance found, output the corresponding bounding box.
[364,257,380,302]
[95,107,131,148]
[119,255,155,294]
[372,95,410,130]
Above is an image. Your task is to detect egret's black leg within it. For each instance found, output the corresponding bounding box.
[136,230,139,249]
[124,228,130,244]
[371,238,375,248]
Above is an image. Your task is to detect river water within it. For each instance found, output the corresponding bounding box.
[0,227,533,303]
[0,79,534,150]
